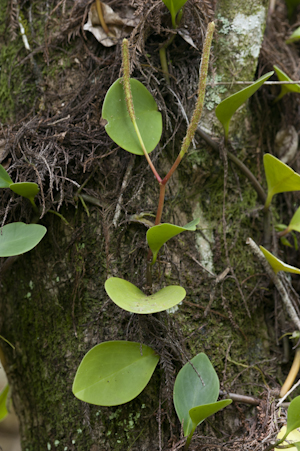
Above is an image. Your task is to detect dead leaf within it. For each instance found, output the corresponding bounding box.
[83,2,140,48]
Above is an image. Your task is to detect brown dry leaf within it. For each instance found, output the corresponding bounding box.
[83,2,140,47]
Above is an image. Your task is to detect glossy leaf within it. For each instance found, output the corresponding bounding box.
[273,66,300,103]
[0,222,47,257]
[188,399,232,437]
[173,353,220,437]
[215,72,273,141]
[286,396,300,436]
[10,182,39,200]
[72,341,159,406]
[0,384,9,422]
[264,154,300,209]
[260,245,300,275]
[286,26,300,44]
[105,277,186,314]
[0,164,13,188]
[147,218,199,265]
[161,0,188,27]
[275,425,300,451]
[102,78,162,155]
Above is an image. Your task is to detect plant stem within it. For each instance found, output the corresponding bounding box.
[277,227,291,238]
[155,184,166,225]
[184,431,193,450]
[162,22,215,185]
[122,39,162,183]
[29,197,40,216]
[159,34,176,84]
[159,48,170,84]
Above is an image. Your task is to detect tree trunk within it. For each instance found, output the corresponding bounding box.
[0,1,293,450]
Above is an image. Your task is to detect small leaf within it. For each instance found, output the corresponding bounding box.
[189,399,232,435]
[10,182,39,200]
[147,218,199,265]
[215,72,273,141]
[0,165,13,188]
[286,26,300,44]
[72,341,159,406]
[102,78,162,155]
[288,207,300,233]
[0,385,9,422]
[161,0,188,27]
[173,353,220,437]
[273,65,300,103]
[0,222,47,257]
[264,154,300,209]
[275,425,300,451]
[287,396,300,436]
[260,245,300,275]
[280,236,293,247]
[105,277,186,314]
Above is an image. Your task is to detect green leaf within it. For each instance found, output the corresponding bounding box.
[189,399,232,436]
[72,341,159,406]
[0,222,47,257]
[288,207,300,233]
[161,0,188,27]
[105,277,186,314]
[280,236,293,248]
[102,78,162,155]
[173,352,220,437]
[286,26,300,44]
[260,245,300,275]
[0,164,13,188]
[0,384,9,422]
[215,72,273,141]
[287,396,300,436]
[147,218,199,265]
[9,182,39,200]
[273,66,300,103]
[264,154,300,209]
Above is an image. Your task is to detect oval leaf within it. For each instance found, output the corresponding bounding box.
[264,154,300,209]
[189,399,232,432]
[260,245,300,275]
[10,182,39,199]
[173,353,220,437]
[286,27,300,44]
[0,165,13,188]
[273,65,300,103]
[72,341,159,406]
[215,72,273,141]
[147,218,199,265]
[287,396,300,436]
[102,78,162,155]
[105,277,186,314]
[0,384,9,422]
[0,222,47,257]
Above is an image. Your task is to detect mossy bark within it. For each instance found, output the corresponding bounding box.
[0,1,283,450]
[201,0,269,138]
